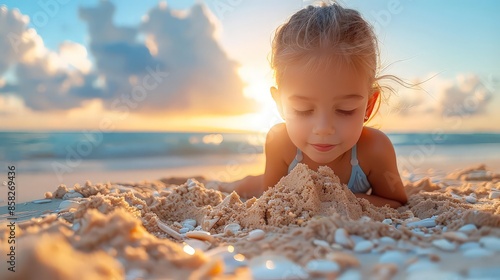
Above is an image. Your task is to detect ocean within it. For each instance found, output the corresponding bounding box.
[1,131,499,175]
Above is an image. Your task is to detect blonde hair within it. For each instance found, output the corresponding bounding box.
[271,1,386,120]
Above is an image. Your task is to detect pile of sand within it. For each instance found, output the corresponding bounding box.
[1,163,499,279]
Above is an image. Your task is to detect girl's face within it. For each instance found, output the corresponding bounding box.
[273,63,371,164]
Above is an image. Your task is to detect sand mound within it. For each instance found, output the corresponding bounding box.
[1,163,499,279]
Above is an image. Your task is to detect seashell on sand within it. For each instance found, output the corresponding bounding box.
[479,236,500,252]
[489,191,500,199]
[458,224,478,234]
[58,200,80,211]
[379,251,407,267]
[432,239,457,251]
[186,230,214,243]
[182,219,197,228]
[313,239,330,248]
[465,194,477,204]
[379,237,396,245]
[223,223,241,235]
[247,229,265,241]
[155,217,183,240]
[353,240,374,253]
[406,217,436,228]
[382,219,393,225]
[184,239,211,251]
[406,260,438,274]
[334,228,354,249]
[463,248,494,258]
[63,192,84,200]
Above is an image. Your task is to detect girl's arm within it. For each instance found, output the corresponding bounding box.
[361,128,408,208]
[262,123,290,192]
[222,124,289,198]
[354,193,403,208]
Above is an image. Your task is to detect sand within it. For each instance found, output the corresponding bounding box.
[1,163,500,279]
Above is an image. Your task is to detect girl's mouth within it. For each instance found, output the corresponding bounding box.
[311,144,335,152]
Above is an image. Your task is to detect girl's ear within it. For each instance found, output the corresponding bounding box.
[364,89,380,122]
[271,86,285,120]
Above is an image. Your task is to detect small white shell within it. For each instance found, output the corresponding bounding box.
[186,230,214,242]
[62,192,84,200]
[489,191,500,199]
[183,239,211,251]
[463,248,494,258]
[458,224,478,234]
[459,242,481,251]
[432,239,457,251]
[465,195,477,204]
[382,219,393,225]
[312,239,330,248]
[223,223,241,235]
[379,237,396,245]
[182,219,197,228]
[406,260,439,274]
[155,217,183,240]
[334,228,354,249]
[58,200,80,211]
[406,217,436,228]
[379,251,407,267]
[479,236,500,252]
[247,229,265,241]
[353,241,374,253]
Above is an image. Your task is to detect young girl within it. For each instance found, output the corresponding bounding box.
[220,2,408,208]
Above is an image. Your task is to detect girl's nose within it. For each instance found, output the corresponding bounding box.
[312,115,334,136]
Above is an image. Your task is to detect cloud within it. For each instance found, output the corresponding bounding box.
[389,73,494,117]
[0,1,256,115]
[438,74,493,117]
[0,6,35,74]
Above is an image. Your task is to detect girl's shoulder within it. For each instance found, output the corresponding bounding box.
[265,123,296,162]
[357,127,396,166]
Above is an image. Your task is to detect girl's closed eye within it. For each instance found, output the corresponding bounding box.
[294,109,313,116]
[336,109,356,116]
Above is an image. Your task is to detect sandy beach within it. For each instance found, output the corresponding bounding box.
[1,162,500,280]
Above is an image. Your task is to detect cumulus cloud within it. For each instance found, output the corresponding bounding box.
[0,6,35,74]
[0,6,93,111]
[390,74,494,117]
[0,1,256,115]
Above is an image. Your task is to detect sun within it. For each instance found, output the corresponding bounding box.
[238,67,283,133]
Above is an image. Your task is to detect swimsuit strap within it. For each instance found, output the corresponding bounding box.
[287,148,303,173]
[350,144,359,166]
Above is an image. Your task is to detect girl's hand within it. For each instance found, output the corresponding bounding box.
[354,193,403,209]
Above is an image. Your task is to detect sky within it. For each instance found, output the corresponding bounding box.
[0,0,499,133]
